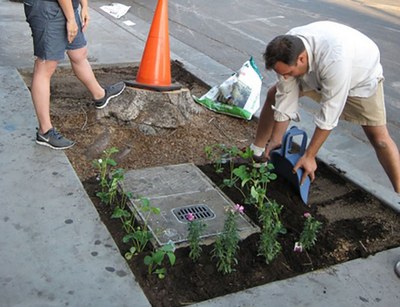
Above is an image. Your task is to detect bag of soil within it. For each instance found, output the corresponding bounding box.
[193,57,262,120]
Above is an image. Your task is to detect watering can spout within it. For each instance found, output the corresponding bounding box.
[270,126,311,204]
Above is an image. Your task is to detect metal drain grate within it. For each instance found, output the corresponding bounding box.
[172,204,215,223]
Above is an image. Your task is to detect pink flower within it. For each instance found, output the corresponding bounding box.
[304,212,311,218]
[186,213,195,222]
[293,242,303,253]
[233,204,244,214]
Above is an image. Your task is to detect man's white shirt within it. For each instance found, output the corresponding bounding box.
[274,21,383,130]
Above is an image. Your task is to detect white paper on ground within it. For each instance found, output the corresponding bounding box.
[123,20,136,26]
[100,3,131,19]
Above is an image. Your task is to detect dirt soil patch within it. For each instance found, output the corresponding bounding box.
[20,64,400,306]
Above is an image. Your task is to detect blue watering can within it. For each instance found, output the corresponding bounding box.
[270,126,311,204]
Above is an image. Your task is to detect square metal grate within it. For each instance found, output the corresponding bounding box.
[172,204,215,223]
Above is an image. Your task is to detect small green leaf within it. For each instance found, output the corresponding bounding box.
[155,268,166,279]
[269,173,277,180]
[162,243,175,252]
[122,233,135,243]
[167,253,176,266]
[125,252,133,260]
[250,186,258,199]
[151,207,161,215]
[232,165,248,180]
[153,251,164,265]
[144,255,152,265]
[106,158,117,166]
[111,207,131,219]
[140,197,150,207]
[241,177,250,187]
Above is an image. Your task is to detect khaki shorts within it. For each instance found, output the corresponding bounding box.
[301,81,386,126]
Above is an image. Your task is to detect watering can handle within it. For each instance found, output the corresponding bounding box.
[281,126,308,158]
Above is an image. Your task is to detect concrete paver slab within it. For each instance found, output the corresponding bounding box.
[122,164,259,246]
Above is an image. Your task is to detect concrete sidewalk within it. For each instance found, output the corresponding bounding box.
[0,2,149,306]
[0,1,399,306]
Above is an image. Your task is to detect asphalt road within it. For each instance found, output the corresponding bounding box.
[94,0,400,143]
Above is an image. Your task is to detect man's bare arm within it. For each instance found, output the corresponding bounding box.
[294,126,331,183]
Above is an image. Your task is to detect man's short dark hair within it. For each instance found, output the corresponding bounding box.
[263,35,305,70]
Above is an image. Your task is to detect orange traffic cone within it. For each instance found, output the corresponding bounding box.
[127,0,181,91]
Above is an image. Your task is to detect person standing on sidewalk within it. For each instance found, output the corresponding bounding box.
[23,0,125,149]
[249,21,400,193]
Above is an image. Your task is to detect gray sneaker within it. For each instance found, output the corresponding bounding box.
[253,154,269,168]
[94,81,126,109]
[36,128,75,150]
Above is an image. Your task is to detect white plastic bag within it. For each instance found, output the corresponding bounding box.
[194,57,262,120]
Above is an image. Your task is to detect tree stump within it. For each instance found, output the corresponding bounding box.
[96,86,203,129]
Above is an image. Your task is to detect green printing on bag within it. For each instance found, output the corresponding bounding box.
[193,96,252,120]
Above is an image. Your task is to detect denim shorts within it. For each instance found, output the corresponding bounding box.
[24,0,87,61]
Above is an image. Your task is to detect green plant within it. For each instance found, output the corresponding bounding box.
[92,147,123,205]
[218,147,284,263]
[186,213,207,262]
[205,144,277,207]
[232,163,277,207]
[211,204,244,274]
[205,144,255,189]
[111,190,133,231]
[92,148,161,258]
[220,146,248,188]
[92,147,119,187]
[144,242,176,279]
[294,212,322,252]
[257,200,287,263]
[204,144,229,174]
[205,144,288,264]
[119,196,160,258]
[104,167,125,205]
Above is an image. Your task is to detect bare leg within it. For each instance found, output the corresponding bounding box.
[362,125,400,193]
[254,85,277,148]
[31,58,58,134]
[67,47,105,100]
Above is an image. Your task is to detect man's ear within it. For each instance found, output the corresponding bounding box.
[297,50,307,66]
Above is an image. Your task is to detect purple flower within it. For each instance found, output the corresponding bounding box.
[186,213,195,222]
[233,204,244,214]
[293,242,303,253]
[304,212,311,219]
